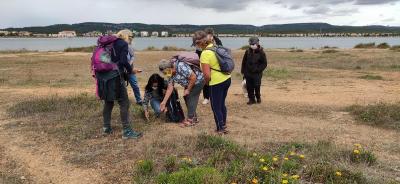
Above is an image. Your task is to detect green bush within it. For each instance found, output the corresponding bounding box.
[354,43,376,49]
[137,159,154,176]
[156,167,225,184]
[240,45,250,50]
[64,46,96,52]
[164,156,178,173]
[377,43,390,49]
[162,46,186,51]
[390,45,400,51]
[144,46,161,51]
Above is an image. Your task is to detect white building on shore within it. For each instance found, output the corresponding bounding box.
[0,31,10,36]
[58,31,77,38]
[140,31,149,37]
[151,31,159,37]
[161,31,169,37]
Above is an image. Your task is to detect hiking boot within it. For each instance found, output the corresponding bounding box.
[122,128,143,139]
[102,127,113,135]
[247,100,256,105]
[256,98,262,104]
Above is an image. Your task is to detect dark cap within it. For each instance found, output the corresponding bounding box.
[249,37,259,45]
[191,30,207,47]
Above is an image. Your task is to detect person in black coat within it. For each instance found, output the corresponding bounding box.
[241,37,267,105]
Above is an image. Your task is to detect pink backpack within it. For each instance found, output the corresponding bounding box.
[171,52,200,69]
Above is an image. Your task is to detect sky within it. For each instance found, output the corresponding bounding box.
[1,0,399,29]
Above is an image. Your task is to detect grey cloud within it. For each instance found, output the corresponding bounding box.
[354,0,399,5]
[175,0,256,11]
[303,6,331,15]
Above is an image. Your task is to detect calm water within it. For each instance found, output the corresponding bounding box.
[1,37,400,51]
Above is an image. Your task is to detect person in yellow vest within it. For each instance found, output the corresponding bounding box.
[192,30,231,134]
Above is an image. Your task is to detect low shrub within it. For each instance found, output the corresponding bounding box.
[162,46,186,51]
[354,43,376,49]
[359,75,383,80]
[64,46,96,52]
[347,102,400,130]
[377,43,390,49]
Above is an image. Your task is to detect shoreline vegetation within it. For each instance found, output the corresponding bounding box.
[1,42,398,53]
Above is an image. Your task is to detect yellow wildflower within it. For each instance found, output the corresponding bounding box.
[272,157,279,162]
[290,151,296,156]
[259,158,265,163]
[262,166,268,171]
[253,153,258,157]
[354,143,362,149]
[291,175,300,180]
[282,173,288,177]
[284,157,289,161]
[353,150,360,154]
[336,171,342,176]
[299,154,305,159]
[251,178,258,184]
[282,179,288,184]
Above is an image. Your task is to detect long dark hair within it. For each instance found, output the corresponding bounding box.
[145,73,166,97]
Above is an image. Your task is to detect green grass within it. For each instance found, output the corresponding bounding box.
[322,49,339,54]
[264,68,291,80]
[347,102,400,130]
[390,45,400,52]
[240,45,250,50]
[64,45,96,52]
[358,74,383,80]
[156,167,225,184]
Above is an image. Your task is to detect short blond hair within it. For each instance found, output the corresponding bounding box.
[116,29,133,44]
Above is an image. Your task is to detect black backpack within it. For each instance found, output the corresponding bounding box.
[166,89,185,123]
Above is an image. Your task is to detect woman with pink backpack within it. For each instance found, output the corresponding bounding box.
[92,29,142,139]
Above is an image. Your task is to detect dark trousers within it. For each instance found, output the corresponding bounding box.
[246,76,261,102]
[203,84,210,99]
[103,80,130,129]
[209,78,231,131]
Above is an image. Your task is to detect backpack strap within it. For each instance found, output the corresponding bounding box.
[203,47,224,73]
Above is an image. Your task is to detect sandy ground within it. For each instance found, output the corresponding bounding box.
[0,50,400,183]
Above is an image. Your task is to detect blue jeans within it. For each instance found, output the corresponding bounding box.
[128,74,142,104]
[150,99,161,117]
[209,78,231,131]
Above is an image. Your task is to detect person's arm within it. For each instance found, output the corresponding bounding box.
[201,64,211,84]
[142,91,151,120]
[241,50,248,75]
[119,43,133,75]
[160,83,174,112]
[184,72,197,96]
[256,51,268,73]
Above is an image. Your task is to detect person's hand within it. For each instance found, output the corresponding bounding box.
[184,89,190,96]
[132,68,143,74]
[144,110,150,121]
[160,102,167,113]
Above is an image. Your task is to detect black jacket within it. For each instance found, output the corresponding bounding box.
[111,38,132,75]
[241,46,268,79]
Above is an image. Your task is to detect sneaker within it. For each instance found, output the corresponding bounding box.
[122,129,143,139]
[202,99,209,105]
[103,127,113,135]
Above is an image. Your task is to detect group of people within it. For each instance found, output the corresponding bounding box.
[94,28,267,139]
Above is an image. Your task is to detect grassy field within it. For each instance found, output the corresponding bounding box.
[0,49,400,183]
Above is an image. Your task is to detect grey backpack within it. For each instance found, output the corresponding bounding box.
[205,46,235,74]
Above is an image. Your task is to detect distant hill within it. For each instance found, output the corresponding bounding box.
[3,22,400,35]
